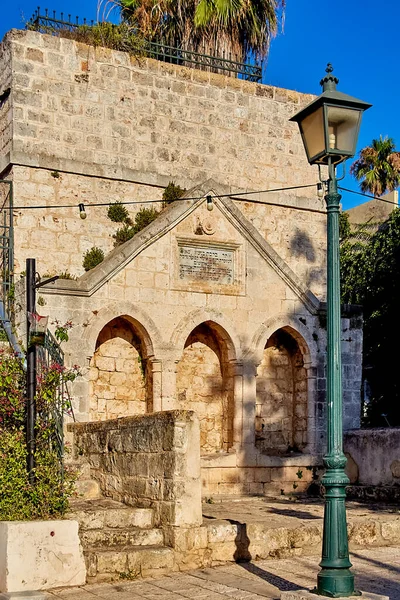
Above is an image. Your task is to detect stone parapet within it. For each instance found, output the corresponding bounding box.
[69,410,202,528]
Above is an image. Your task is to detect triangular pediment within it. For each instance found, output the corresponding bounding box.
[42,179,320,314]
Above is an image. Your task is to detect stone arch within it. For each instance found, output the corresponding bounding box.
[251,315,317,369]
[171,309,241,363]
[88,313,155,421]
[252,316,317,456]
[82,301,163,360]
[176,320,236,455]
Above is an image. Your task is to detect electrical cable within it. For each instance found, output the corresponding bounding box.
[338,186,399,206]
[5,183,320,212]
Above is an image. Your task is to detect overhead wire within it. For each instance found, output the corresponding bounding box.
[6,183,321,212]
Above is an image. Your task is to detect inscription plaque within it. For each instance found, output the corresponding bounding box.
[179,245,234,285]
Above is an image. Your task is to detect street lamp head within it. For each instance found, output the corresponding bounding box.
[290,64,372,166]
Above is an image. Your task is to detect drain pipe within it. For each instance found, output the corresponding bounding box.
[0,299,25,367]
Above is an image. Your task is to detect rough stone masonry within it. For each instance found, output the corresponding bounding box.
[0,28,363,496]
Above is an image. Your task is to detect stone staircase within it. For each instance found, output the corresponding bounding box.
[68,498,174,582]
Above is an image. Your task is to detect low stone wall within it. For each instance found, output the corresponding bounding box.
[344,428,400,486]
[69,410,202,528]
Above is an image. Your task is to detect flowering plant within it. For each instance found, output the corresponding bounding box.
[0,346,79,520]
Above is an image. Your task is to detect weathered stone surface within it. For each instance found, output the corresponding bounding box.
[0,521,86,592]
[69,411,202,528]
[344,429,400,486]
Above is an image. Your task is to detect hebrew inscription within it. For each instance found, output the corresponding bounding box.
[179,245,234,285]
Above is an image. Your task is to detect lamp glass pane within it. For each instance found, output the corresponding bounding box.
[300,107,325,160]
[326,106,361,154]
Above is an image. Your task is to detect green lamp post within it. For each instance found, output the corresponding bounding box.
[290,65,371,598]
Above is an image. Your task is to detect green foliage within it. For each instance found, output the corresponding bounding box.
[53,319,73,344]
[0,327,7,341]
[118,0,284,62]
[83,246,105,271]
[162,181,186,207]
[340,208,400,426]
[133,207,159,232]
[350,136,400,196]
[113,207,159,246]
[339,212,351,242]
[107,201,132,224]
[0,349,78,520]
[28,20,146,57]
[113,224,135,246]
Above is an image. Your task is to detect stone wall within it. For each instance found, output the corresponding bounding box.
[176,323,234,455]
[0,36,11,159]
[344,428,400,486]
[256,329,308,455]
[0,29,328,300]
[89,317,149,421]
[69,410,202,527]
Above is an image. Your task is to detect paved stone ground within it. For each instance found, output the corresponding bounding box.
[47,547,400,600]
[201,496,400,527]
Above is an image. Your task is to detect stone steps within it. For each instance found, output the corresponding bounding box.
[80,526,164,547]
[68,498,154,530]
[85,545,175,582]
[68,498,172,582]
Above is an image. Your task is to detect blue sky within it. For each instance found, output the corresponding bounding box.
[1,0,398,209]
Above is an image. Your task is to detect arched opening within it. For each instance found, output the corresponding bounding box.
[89,316,152,421]
[255,328,308,455]
[176,321,234,455]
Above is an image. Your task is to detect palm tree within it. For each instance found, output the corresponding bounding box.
[114,0,284,61]
[350,136,400,196]
[194,0,284,62]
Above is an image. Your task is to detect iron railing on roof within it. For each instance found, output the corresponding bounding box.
[28,7,262,82]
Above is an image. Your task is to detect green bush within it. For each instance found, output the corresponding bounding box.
[113,224,135,246]
[0,349,78,520]
[83,246,105,271]
[107,201,132,224]
[113,208,159,246]
[133,207,159,232]
[162,181,186,207]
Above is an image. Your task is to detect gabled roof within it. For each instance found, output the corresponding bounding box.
[42,179,320,314]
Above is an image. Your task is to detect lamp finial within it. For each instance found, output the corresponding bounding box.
[320,63,339,92]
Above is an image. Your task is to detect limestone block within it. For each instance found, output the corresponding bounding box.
[0,520,86,592]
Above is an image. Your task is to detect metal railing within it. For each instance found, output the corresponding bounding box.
[28,7,262,82]
[37,330,68,467]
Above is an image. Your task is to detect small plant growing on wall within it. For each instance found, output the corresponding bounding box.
[83,246,105,271]
[162,181,186,207]
[113,207,159,247]
[107,201,133,225]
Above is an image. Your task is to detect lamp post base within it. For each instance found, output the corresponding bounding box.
[281,590,387,600]
[316,569,361,598]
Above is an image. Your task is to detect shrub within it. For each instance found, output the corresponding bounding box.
[113,224,135,246]
[27,21,146,57]
[132,207,159,233]
[113,208,159,246]
[83,246,105,271]
[162,181,186,207]
[107,201,132,224]
[0,349,78,520]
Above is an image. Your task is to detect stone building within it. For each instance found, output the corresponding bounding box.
[0,28,363,496]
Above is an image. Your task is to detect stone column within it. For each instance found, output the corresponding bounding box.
[151,359,162,412]
[305,362,317,454]
[161,359,179,411]
[231,361,244,447]
[242,361,258,449]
